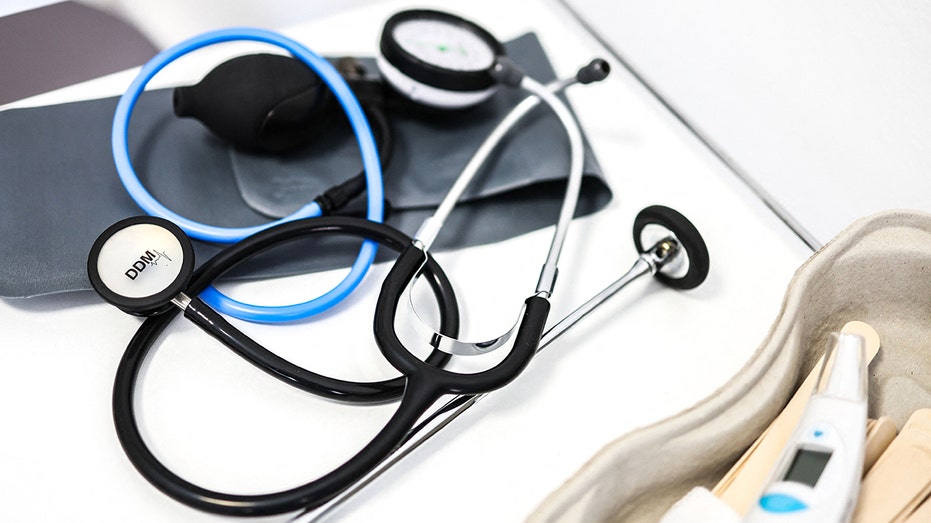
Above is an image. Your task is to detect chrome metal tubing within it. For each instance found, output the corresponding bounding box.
[292,246,674,522]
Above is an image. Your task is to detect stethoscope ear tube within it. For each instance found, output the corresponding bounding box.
[374,245,451,377]
[374,244,550,396]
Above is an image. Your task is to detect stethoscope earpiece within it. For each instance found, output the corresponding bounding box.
[576,58,611,85]
[87,216,194,316]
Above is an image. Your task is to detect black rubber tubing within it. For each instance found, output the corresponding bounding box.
[314,104,394,215]
[112,216,460,516]
[374,244,551,396]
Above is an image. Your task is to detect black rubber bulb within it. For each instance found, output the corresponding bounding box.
[173,53,336,153]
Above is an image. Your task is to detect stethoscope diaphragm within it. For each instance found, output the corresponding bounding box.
[632,205,710,290]
[87,216,194,316]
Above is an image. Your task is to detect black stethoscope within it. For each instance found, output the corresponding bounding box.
[90,205,708,517]
[87,9,710,519]
[299,204,709,522]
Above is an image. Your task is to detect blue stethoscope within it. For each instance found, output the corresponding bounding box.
[112,27,384,323]
[93,10,710,519]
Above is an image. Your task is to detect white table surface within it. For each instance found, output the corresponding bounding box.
[561,0,931,250]
[0,1,813,521]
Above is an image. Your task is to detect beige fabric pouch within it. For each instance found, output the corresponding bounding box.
[529,209,931,523]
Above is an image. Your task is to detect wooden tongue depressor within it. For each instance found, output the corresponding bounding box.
[853,409,931,522]
[863,417,898,474]
[905,497,931,523]
[712,321,881,515]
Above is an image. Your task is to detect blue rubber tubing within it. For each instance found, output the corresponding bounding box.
[112,27,384,322]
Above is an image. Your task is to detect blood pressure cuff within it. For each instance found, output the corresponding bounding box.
[0,32,611,298]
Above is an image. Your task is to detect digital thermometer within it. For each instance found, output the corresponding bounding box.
[746,333,868,522]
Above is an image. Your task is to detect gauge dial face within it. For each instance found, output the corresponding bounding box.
[392,19,496,72]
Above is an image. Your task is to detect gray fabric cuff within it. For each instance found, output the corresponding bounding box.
[0,32,611,298]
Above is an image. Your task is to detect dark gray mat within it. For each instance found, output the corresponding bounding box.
[0,2,158,105]
[0,32,611,298]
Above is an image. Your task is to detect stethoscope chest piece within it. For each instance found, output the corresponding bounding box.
[632,205,710,290]
[87,216,194,316]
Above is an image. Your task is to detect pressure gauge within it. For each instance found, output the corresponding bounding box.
[377,9,506,109]
[392,18,497,72]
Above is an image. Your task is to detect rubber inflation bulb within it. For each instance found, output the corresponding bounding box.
[173,53,335,152]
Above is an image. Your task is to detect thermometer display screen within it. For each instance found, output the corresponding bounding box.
[783,448,833,488]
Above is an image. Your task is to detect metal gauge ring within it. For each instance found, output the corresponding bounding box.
[377,9,506,109]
